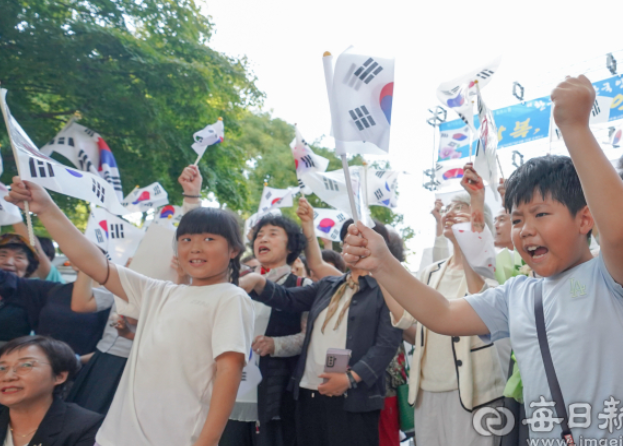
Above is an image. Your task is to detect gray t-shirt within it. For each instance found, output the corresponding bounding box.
[466,255,623,441]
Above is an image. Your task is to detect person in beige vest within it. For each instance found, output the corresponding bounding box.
[383,192,505,446]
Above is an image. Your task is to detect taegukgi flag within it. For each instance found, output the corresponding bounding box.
[258,186,296,214]
[436,56,502,132]
[191,118,224,158]
[290,126,329,194]
[122,182,168,213]
[329,47,394,155]
[0,89,128,215]
[41,121,124,201]
[312,207,350,242]
[474,87,499,196]
[85,207,145,266]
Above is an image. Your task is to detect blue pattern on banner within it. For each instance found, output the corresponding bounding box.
[438,75,623,161]
[593,75,623,122]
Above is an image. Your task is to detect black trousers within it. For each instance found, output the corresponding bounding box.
[296,389,380,446]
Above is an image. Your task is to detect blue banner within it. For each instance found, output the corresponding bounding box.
[438,74,623,162]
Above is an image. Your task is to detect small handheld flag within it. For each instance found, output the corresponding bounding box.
[191,118,224,165]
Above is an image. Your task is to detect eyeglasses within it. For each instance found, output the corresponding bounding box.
[0,360,49,376]
[440,203,467,216]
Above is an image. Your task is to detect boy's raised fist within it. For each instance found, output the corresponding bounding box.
[551,75,595,131]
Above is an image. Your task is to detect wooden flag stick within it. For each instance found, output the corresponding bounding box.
[0,88,35,246]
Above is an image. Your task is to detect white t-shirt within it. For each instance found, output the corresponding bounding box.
[93,287,135,358]
[96,267,254,446]
[299,286,354,391]
[466,255,623,441]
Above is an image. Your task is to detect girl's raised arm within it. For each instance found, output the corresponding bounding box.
[7,176,128,301]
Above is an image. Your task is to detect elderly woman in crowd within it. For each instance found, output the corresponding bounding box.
[0,336,102,446]
[383,191,506,446]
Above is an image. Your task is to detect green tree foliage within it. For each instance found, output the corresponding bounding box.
[0,0,263,212]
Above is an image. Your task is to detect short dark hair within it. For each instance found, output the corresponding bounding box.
[504,155,591,239]
[321,249,346,272]
[340,218,396,256]
[176,207,245,286]
[0,336,78,396]
[387,229,406,262]
[37,237,56,261]
[251,215,307,265]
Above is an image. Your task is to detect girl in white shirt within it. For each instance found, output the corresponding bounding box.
[6,174,255,446]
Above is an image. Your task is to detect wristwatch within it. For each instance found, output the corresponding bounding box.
[346,370,358,389]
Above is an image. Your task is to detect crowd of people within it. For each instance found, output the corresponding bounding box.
[1,75,622,446]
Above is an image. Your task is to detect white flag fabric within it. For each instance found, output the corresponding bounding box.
[451,222,496,280]
[290,126,329,194]
[85,207,144,266]
[312,208,350,242]
[153,205,183,229]
[589,95,613,125]
[191,118,224,158]
[436,56,502,131]
[0,90,128,215]
[610,126,622,147]
[0,183,23,226]
[41,121,124,201]
[258,186,295,214]
[122,182,168,213]
[366,169,400,208]
[330,47,394,155]
[301,168,372,226]
[474,88,498,197]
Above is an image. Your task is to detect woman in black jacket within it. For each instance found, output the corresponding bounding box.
[0,336,103,446]
[220,214,310,446]
[240,221,403,446]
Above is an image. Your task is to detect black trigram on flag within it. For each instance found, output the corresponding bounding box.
[77,150,95,172]
[375,171,386,179]
[313,211,319,219]
[264,191,272,200]
[82,128,96,137]
[336,213,346,222]
[298,178,307,190]
[300,155,316,169]
[349,106,376,131]
[374,189,384,201]
[153,184,163,196]
[110,223,124,239]
[48,137,75,147]
[343,58,384,90]
[29,158,55,178]
[476,69,495,80]
[323,177,339,192]
[101,172,123,194]
[95,228,105,244]
[92,179,106,204]
[591,99,601,117]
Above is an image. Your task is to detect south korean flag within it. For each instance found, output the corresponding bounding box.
[367,169,400,208]
[85,207,145,266]
[258,186,296,214]
[312,207,350,242]
[290,126,329,195]
[436,56,502,133]
[330,47,394,155]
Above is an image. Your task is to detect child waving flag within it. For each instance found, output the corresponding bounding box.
[7,168,254,446]
[341,76,623,444]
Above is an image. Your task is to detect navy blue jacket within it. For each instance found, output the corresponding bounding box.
[251,274,402,413]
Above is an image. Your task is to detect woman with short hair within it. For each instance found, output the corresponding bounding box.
[0,336,103,446]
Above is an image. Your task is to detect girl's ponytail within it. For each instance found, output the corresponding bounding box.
[229,258,241,286]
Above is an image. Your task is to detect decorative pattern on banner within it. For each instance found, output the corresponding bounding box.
[437,74,623,162]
